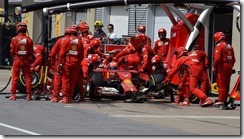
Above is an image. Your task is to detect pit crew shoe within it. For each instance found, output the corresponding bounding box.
[27,94,32,101]
[79,97,86,102]
[59,97,68,104]
[174,96,182,103]
[200,98,214,107]
[178,98,190,106]
[51,97,59,102]
[9,94,16,101]
[68,99,74,103]
[213,101,224,108]
[222,102,236,110]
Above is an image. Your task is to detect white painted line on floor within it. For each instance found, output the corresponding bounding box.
[0,122,41,135]
[110,115,240,119]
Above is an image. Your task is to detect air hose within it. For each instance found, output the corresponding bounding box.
[0,63,12,93]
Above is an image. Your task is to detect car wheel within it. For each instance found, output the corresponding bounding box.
[150,73,165,86]
[89,72,103,101]
[17,70,40,94]
[190,94,200,104]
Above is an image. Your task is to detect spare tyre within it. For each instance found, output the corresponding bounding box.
[17,70,40,94]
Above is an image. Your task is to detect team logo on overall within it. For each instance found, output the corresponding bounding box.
[227,50,232,55]
[20,45,26,50]
[71,45,77,51]
[158,42,163,46]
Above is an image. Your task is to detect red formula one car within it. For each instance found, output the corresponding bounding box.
[85,50,149,103]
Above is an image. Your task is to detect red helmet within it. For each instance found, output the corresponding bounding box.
[69,25,78,35]
[91,54,100,63]
[16,22,27,32]
[151,55,161,64]
[214,32,226,43]
[80,23,89,33]
[158,28,166,35]
[137,25,146,32]
[90,38,100,48]
[64,26,71,34]
[174,47,188,58]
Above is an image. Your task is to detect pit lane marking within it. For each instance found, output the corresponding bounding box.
[0,122,41,135]
[109,115,240,119]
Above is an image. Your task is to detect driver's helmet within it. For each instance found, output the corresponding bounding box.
[108,61,119,70]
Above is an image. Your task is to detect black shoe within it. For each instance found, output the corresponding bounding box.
[33,95,41,100]
[222,102,236,110]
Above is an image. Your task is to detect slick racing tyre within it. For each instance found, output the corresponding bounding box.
[150,73,165,86]
[89,72,103,101]
[189,94,200,104]
[17,70,40,94]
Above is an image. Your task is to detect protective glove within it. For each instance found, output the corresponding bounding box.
[83,74,89,80]
[57,64,63,74]
[139,68,144,73]
[30,64,35,71]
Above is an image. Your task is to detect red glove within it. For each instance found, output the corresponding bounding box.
[30,64,35,71]
[139,68,144,73]
[83,74,89,80]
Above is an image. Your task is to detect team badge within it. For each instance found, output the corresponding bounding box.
[20,45,26,50]
[71,45,77,51]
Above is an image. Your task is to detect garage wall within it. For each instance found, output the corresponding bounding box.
[154,5,174,43]
[110,6,129,38]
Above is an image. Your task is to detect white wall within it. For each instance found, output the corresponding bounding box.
[76,12,87,24]
[109,6,129,38]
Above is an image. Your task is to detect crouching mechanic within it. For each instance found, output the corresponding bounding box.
[164,47,214,107]
[81,54,101,100]
[9,22,34,101]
